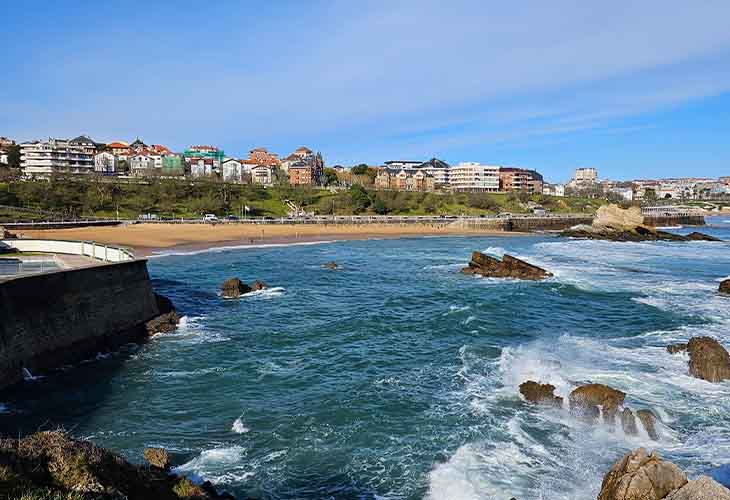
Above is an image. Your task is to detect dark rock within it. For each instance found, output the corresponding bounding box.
[667,343,688,354]
[145,293,180,336]
[518,381,563,407]
[720,279,730,295]
[221,277,252,298]
[686,336,730,383]
[323,261,339,270]
[561,226,696,242]
[685,231,722,241]
[621,408,638,436]
[251,280,267,291]
[462,252,552,280]
[597,448,687,500]
[636,409,659,440]
[143,447,170,470]
[569,384,626,425]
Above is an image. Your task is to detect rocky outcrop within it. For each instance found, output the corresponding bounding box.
[145,293,180,336]
[0,431,230,499]
[666,475,730,499]
[636,409,659,440]
[569,383,626,424]
[251,280,267,291]
[667,337,730,383]
[621,408,639,436]
[323,261,339,270]
[598,448,688,500]
[519,381,563,407]
[599,448,730,500]
[462,252,552,280]
[720,279,730,295]
[221,278,252,298]
[144,447,170,470]
[560,204,720,242]
[685,232,722,242]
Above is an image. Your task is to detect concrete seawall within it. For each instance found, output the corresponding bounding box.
[0,260,161,390]
[644,215,706,227]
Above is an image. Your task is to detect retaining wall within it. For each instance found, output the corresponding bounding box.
[0,260,160,390]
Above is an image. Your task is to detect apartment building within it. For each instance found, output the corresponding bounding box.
[20,136,96,177]
[449,162,500,192]
[499,167,544,194]
[250,164,274,186]
[94,151,118,174]
[184,145,224,177]
[222,158,244,183]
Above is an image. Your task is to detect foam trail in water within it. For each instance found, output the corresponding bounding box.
[232,417,249,434]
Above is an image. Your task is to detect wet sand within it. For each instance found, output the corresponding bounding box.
[21,222,526,257]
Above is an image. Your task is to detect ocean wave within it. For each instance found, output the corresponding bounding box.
[149,240,338,258]
[242,286,286,299]
[232,416,249,434]
[174,445,248,484]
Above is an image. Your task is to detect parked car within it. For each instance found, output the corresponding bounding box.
[224,215,239,221]
[203,214,219,222]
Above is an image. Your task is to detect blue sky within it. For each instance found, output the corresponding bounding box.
[2,1,730,182]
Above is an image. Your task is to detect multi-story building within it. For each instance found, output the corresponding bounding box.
[543,183,565,197]
[250,164,274,186]
[221,158,244,183]
[418,158,450,189]
[499,167,544,194]
[94,151,117,174]
[130,153,156,176]
[571,167,598,185]
[20,136,96,177]
[285,146,324,186]
[288,163,316,186]
[0,137,15,148]
[248,147,280,167]
[449,162,500,192]
[184,145,224,177]
[107,141,130,160]
[162,155,185,176]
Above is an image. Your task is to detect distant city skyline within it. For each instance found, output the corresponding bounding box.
[3,1,730,181]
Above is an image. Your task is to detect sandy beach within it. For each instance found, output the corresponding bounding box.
[21,222,524,256]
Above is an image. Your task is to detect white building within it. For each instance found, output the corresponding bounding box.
[250,165,273,186]
[608,187,634,201]
[20,136,96,177]
[384,160,423,170]
[222,159,244,183]
[449,162,500,192]
[94,151,118,174]
[574,167,598,183]
[0,150,8,165]
[543,183,565,197]
[130,154,156,176]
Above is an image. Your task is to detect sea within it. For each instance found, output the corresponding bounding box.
[2,217,730,500]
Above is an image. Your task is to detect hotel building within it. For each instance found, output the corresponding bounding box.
[20,136,96,177]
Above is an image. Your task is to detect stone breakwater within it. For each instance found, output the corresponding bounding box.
[0,259,177,390]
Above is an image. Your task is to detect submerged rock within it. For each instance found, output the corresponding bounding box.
[462,252,552,280]
[720,279,730,295]
[685,336,730,383]
[519,381,563,407]
[569,383,626,424]
[667,343,688,354]
[0,431,227,499]
[685,232,722,242]
[598,448,687,500]
[221,277,252,298]
[323,261,339,270]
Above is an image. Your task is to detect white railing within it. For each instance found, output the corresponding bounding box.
[0,239,135,262]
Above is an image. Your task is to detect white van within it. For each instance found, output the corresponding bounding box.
[203,214,219,222]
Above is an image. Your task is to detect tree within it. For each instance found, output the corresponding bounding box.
[6,144,21,169]
[321,168,339,186]
[373,197,388,214]
[644,188,657,202]
[351,164,369,175]
[349,184,371,213]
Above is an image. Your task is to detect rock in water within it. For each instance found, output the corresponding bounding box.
[686,337,730,383]
[593,204,645,231]
[251,280,267,291]
[221,277,252,298]
[621,408,639,436]
[569,383,626,424]
[519,381,563,407]
[323,261,339,270]
[143,447,170,470]
[685,232,722,242]
[667,343,688,354]
[145,293,180,336]
[665,476,730,500]
[720,279,730,295]
[598,448,687,500]
[462,252,552,280]
[636,409,659,440]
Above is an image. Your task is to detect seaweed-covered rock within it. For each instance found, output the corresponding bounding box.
[685,232,722,242]
[323,261,339,270]
[0,431,227,499]
[143,447,170,470]
[462,252,551,280]
[145,293,180,336]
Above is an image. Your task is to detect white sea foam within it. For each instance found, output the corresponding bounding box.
[149,240,337,258]
[174,445,248,483]
[232,416,249,434]
[242,286,286,299]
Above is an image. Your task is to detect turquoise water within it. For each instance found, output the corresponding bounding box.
[2,217,730,499]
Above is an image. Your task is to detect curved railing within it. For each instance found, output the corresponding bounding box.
[0,239,135,262]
